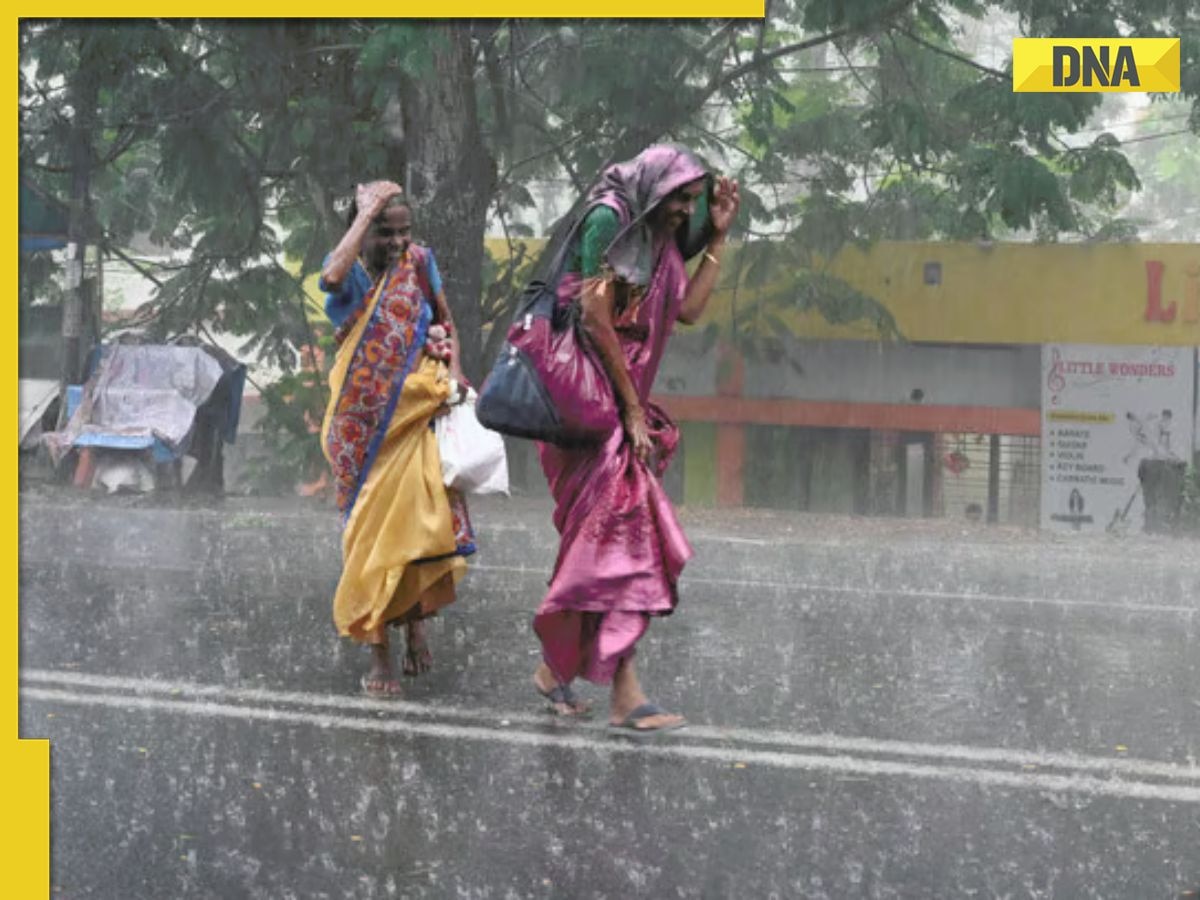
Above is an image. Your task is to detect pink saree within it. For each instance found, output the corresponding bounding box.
[533,242,695,684]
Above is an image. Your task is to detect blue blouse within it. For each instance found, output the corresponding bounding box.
[321,248,443,327]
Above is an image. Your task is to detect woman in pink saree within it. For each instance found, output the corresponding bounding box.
[532,144,740,732]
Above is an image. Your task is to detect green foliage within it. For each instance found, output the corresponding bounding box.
[1110,98,1200,240]
[242,366,330,495]
[22,13,1198,357]
[18,10,1200,493]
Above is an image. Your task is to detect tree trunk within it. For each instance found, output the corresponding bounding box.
[401,25,496,385]
[60,37,99,418]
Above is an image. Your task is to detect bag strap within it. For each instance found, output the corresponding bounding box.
[538,196,620,289]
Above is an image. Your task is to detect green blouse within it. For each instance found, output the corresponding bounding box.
[570,189,711,278]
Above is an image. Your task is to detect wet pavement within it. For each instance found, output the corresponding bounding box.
[18,494,1200,898]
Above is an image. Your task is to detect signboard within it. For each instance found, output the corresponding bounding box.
[1041,345,1195,534]
[1195,350,1200,453]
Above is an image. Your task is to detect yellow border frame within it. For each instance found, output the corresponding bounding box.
[11,16,50,897]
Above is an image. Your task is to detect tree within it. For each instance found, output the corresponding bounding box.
[19,22,185,384]
[19,8,1200,469]
[1110,97,1200,240]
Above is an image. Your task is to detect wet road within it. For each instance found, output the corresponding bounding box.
[18,498,1200,898]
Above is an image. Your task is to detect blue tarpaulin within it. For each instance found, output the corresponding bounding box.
[19,179,69,253]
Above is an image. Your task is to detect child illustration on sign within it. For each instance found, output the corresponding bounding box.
[1118,408,1176,465]
[1111,408,1180,533]
[1122,411,1153,464]
[1122,409,1178,464]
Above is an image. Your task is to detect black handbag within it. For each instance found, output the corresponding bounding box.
[475,226,620,446]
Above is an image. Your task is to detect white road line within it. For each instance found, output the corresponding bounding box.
[22,687,1200,805]
[21,670,1200,795]
[467,564,1199,615]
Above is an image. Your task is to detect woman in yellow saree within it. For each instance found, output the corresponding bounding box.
[320,181,474,697]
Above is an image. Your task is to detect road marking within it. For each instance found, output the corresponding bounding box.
[21,670,1200,804]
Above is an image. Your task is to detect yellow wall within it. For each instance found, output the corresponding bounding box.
[707,241,1200,347]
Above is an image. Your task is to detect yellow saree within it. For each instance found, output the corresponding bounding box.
[321,248,473,642]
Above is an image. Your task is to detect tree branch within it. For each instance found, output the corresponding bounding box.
[94,125,144,169]
[716,0,918,90]
[837,41,878,103]
[672,20,741,84]
[499,131,587,183]
[101,240,166,289]
[481,32,512,159]
[896,27,1008,81]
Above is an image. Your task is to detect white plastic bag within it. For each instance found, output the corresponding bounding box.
[435,391,509,495]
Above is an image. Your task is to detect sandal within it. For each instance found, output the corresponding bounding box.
[609,702,686,736]
[535,679,591,717]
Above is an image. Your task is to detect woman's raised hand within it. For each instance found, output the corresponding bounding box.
[355,180,403,220]
[710,176,741,237]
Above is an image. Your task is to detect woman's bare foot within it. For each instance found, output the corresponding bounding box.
[533,662,591,716]
[609,657,684,731]
[403,620,433,676]
[361,643,402,698]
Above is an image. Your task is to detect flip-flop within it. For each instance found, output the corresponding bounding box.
[360,673,402,699]
[609,702,687,736]
[535,680,592,717]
